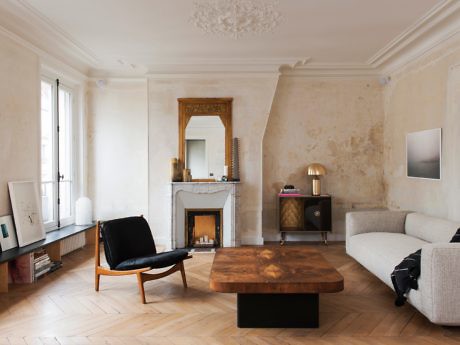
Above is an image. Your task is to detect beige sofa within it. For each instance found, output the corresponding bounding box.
[346,210,460,325]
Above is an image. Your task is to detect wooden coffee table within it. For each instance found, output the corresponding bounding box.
[210,246,344,328]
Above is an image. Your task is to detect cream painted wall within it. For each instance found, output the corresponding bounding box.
[0,33,40,216]
[263,77,385,240]
[148,77,278,246]
[384,35,460,221]
[87,79,149,220]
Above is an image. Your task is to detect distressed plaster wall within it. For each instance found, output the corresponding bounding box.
[262,77,385,241]
[87,79,149,220]
[384,35,460,221]
[148,77,278,247]
[0,32,40,216]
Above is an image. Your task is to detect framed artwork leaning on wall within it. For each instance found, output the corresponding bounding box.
[8,181,46,247]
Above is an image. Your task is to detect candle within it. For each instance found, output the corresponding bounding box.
[204,235,209,243]
[224,165,228,176]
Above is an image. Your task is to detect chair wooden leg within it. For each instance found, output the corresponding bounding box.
[95,271,100,292]
[136,272,147,304]
[180,261,187,288]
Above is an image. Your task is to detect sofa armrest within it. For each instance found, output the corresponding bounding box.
[345,210,409,239]
[420,243,460,325]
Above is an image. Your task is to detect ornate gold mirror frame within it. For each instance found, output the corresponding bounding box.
[178,98,233,181]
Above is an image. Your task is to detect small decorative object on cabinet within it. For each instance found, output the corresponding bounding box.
[75,197,93,225]
[232,137,240,181]
[183,169,192,182]
[278,194,332,245]
[306,163,327,196]
[171,158,183,182]
[280,184,302,195]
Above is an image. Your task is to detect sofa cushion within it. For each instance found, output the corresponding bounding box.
[346,210,409,239]
[115,249,189,271]
[405,213,460,244]
[347,232,429,288]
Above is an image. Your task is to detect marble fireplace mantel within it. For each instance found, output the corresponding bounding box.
[170,182,240,249]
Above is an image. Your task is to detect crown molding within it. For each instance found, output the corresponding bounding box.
[280,63,380,78]
[370,0,460,75]
[148,58,305,75]
[0,24,88,83]
[86,77,148,90]
[0,0,98,73]
[2,0,460,78]
[88,58,305,78]
[367,0,453,66]
[145,73,281,80]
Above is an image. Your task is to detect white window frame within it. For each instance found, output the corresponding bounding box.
[40,76,77,230]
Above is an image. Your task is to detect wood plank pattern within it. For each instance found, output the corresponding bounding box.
[210,246,343,293]
[0,243,459,344]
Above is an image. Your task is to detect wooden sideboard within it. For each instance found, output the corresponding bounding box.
[278,195,332,244]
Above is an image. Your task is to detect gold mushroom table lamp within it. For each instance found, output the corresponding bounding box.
[307,163,327,196]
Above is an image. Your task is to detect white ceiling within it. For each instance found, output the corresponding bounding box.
[0,0,454,76]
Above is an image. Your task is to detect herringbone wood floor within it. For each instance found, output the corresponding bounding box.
[0,243,459,345]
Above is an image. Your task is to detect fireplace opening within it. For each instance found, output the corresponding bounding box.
[186,209,222,248]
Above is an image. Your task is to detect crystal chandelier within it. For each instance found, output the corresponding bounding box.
[190,0,282,39]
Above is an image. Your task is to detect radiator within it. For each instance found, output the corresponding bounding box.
[60,233,86,256]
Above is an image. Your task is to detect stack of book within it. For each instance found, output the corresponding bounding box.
[34,250,52,280]
[279,187,303,196]
[9,250,63,283]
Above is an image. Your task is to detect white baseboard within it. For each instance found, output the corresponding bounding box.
[240,235,264,245]
[263,232,345,242]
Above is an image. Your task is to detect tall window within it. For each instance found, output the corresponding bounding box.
[41,79,74,229]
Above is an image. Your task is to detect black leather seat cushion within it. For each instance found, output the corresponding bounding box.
[101,216,156,270]
[115,249,189,271]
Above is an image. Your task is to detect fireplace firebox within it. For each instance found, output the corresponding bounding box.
[185,209,222,248]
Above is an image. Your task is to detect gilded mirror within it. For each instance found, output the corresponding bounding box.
[178,98,232,181]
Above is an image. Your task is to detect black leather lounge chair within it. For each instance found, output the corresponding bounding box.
[94,215,191,303]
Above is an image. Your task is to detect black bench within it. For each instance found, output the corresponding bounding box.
[0,223,95,292]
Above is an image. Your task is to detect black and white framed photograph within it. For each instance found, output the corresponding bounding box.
[0,215,18,251]
[407,128,441,180]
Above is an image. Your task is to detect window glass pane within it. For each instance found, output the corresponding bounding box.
[41,182,55,223]
[41,81,56,226]
[58,89,73,221]
[59,181,72,220]
[41,81,54,183]
[59,89,72,181]
[41,80,75,228]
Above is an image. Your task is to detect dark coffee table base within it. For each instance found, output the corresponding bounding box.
[237,293,319,328]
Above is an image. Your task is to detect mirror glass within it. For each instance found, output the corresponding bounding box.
[185,116,225,180]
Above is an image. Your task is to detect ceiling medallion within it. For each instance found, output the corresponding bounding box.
[190,0,282,39]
